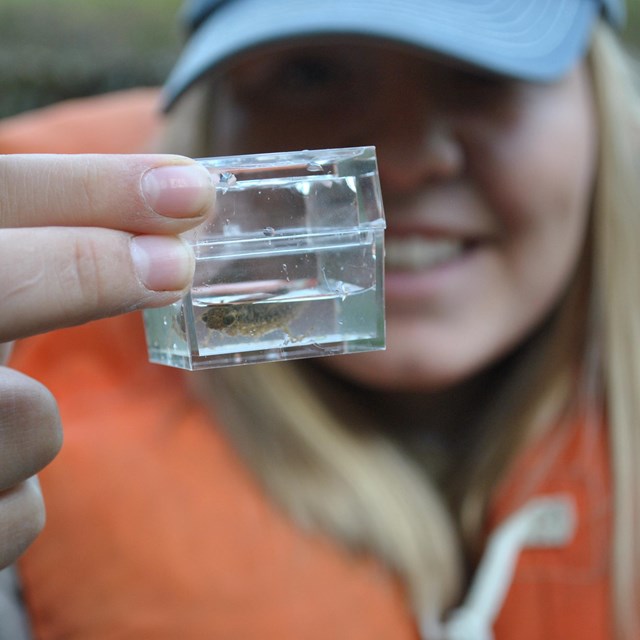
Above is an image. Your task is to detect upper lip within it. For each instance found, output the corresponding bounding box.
[384,219,495,245]
[382,189,500,243]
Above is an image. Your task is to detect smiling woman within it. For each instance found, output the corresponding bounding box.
[157,2,639,635]
[166,42,597,392]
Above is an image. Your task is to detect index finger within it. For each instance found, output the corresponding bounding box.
[0,154,215,234]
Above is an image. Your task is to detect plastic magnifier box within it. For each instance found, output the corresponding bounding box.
[143,146,386,370]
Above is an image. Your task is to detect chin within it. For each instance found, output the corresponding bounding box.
[321,343,470,392]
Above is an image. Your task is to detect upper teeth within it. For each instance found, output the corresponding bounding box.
[385,236,463,270]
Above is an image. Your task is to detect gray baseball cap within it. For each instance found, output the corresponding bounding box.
[163,0,625,110]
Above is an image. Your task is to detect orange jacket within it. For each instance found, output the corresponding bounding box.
[0,88,161,154]
[4,92,613,639]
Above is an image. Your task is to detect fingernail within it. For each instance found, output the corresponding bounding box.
[141,163,214,218]
[130,235,194,292]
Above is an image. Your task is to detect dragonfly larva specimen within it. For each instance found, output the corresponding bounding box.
[200,301,305,337]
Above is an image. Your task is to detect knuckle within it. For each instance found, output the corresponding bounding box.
[59,233,110,310]
[74,162,104,219]
[58,230,144,316]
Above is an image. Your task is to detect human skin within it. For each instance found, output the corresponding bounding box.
[209,43,597,391]
[0,154,215,568]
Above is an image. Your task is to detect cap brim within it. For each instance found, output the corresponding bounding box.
[163,0,598,111]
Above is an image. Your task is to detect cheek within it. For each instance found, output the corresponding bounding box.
[473,85,596,314]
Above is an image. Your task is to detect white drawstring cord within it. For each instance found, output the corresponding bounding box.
[422,495,576,640]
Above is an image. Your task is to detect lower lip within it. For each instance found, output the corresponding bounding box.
[384,246,481,304]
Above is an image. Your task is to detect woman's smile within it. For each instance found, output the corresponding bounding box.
[385,235,465,272]
[383,231,487,306]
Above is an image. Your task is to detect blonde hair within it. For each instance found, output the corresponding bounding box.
[590,24,640,639]
[162,22,640,636]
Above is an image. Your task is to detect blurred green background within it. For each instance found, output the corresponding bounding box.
[0,0,182,118]
[1,0,639,120]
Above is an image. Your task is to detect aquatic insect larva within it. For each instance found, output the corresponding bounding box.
[201,301,305,337]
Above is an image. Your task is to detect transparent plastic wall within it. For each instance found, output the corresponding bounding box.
[144,146,386,370]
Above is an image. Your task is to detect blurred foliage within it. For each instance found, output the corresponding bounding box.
[0,0,182,118]
[626,0,640,52]
[1,0,640,119]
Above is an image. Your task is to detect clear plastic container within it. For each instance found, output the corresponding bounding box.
[143,146,386,370]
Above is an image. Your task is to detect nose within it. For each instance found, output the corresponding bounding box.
[375,113,465,195]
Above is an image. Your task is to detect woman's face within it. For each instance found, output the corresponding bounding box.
[207,42,597,390]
